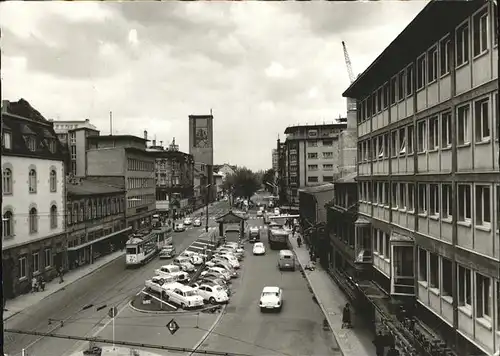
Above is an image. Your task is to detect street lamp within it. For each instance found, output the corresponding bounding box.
[204,183,213,233]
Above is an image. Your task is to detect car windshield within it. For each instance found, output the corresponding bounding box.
[262,292,279,297]
[215,286,224,292]
[185,290,197,297]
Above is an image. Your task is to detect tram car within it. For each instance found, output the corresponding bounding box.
[125,230,159,267]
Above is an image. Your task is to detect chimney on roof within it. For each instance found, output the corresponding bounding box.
[152,139,156,146]
[1,100,9,114]
[160,140,163,147]
[144,130,148,141]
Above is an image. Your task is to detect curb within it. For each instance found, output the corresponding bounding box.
[128,299,223,315]
[4,252,125,322]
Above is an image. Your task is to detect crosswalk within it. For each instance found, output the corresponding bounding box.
[205,216,262,220]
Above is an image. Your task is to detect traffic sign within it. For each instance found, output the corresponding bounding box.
[166,318,180,335]
[108,307,118,318]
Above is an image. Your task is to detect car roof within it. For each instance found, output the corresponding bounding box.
[262,286,280,293]
[161,264,178,269]
[279,249,294,256]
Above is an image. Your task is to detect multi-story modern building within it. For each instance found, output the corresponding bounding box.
[2,99,67,298]
[65,178,129,271]
[272,148,279,172]
[281,122,347,203]
[86,133,156,232]
[343,1,498,355]
[147,138,195,219]
[51,118,98,143]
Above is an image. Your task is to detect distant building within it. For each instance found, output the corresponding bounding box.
[282,122,347,203]
[214,163,236,177]
[343,1,498,355]
[86,131,156,232]
[213,172,224,198]
[1,99,67,298]
[272,149,279,171]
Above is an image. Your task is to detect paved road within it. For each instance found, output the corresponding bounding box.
[196,208,340,356]
[4,201,230,356]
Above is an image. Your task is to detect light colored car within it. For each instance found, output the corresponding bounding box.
[184,217,192,225]
[223,243,244,254]
[256,210,263,217]
[180,251,204,266]
[195,283,229,304]
[161,282,204,309]
[155,264,182,276]
[259,286,283,312]
[201,267,231,281]
[159,245,176,259]
[253,242,266,255]
[174,223,186,232]
[215,254,240,269]
[173,257,196,272]
[193,219,202,227]
[145,275,176,294]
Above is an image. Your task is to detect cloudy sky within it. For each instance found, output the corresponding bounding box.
[1,1,428,171]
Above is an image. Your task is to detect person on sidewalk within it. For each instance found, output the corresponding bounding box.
[342,303,352,328]
[373,331,385,356]
[38,275,46,292]
[58,266,64,284]
[31,277,38,293]
[297,236,302,248]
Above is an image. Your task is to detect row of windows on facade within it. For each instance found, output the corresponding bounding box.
[357,6,497,124]
[2,131,58,154]
[418,248,500,329]
[307,140,334,147]
[127,177,155,190]
[357,94,497,162]
[127,194,155,209]
[359,181,498,229]
[303,176,335,183]
[67,224,120,249]
[127,158,154,172]
[18,248,53,280]
[289,162,335,173]
[67,197,125,225]
[2,205,59,239]
[2,168,58,195]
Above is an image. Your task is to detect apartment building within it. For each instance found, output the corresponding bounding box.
[343,1,498,355]
[2,99,67,298]
[86,133,156,232]
[272,148,279,172]
[282,122,347,203]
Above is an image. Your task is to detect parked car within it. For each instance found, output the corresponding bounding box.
[174,223,186,232]
[209,261,237,278]
[195,283,229,304]
[259,286,283,312]
[202,271,231,283]
[145,275,176,294]
[159,245,176,259]
[256,210,263,217]
[253,242,266,255]
[197,277,230,295]
[161,282,204,309]
[201,267,231,281]
[215,254,240,269]
[180,251,204,266]
[173,256,196,272]
[184,217,192,225]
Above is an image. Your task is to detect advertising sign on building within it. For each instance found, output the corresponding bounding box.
[189,114,214,166]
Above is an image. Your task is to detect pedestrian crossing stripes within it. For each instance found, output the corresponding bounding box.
[207,216,262,220]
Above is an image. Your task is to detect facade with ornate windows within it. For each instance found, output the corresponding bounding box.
[65,178,129,271]
[1,99,66,298]
[343,1,498,355]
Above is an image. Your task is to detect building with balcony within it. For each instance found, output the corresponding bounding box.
[86,133,156,232]
[2,99,67,298]
[282,122,347,203]
[65,178,130,271]
[343,1,498,355]
[147,139,195,219]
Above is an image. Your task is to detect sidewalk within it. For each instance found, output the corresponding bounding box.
[3,251,125,321]
[289,235,375,356]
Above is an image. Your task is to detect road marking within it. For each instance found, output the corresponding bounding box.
[189,304,227,356]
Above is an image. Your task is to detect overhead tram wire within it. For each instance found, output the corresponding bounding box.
[4,328,253,356]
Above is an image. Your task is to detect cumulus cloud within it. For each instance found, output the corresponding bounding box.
[0,1,428,171]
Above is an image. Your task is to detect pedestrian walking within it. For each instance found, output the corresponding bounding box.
[342,303,352,328]
[297,236,302,248]
[31,277,38,293]
[58,266,64,284]
[38,275,46,292]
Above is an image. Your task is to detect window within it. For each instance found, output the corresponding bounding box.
[3,131,12,149]
[19,256,27,280]
[391,131,398,157]
[418,248,427,282]
[440,37,451,76]
[399,128,406,155]
[442,184,452,220]
[441,112,452,148]
[323,164,333,171]
[390,76,397,105]
[474,98,490,141]
[408,184,415,211]
[418,184,427,214]
[473,9,488,56]
[308,141,318,147]
[377,89,382,112]
[398,71,405,101]
[307,176,318,183]
[323,176,334,182]
[417,120,427,153]
[50,205,58,229]
[429,253,439,289]
[383,83,389,108]
[457,105,470,145]
[428,117,439,151]
[323,152,333,159]
[476,273,491,318]
[407,125,414,154]
[383,133,389,159]
[383,183,389,205]
[429,184,439,216]
[494,3,498,46]
[456,23,470,66]
[417,55,426,90]
[2,211,13,238]
[441,258,452,297]
[428,46,438,83]
[32,252,40,274]
[322,140,333,146]
[25,135,36,151]
[475,185,491,226]
[29,169,37,193]
[377,136,384,158]
[458,265,472,307]
[308,164,318,171]
[3,168,12,195]
[307,153,318,159]
[399,183,406,210]
[50,170,57,192]
[391,183,398,208]
[406,65,413,96]
[44,248,51,268]
[29,207,38,233]
[458,184,472,222]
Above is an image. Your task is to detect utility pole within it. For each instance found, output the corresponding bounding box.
[205,184,212,233]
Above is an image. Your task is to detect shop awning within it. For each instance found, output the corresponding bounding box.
[68,227,132,251]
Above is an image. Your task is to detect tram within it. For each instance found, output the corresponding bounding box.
[152,224,173,249]
[125,230,159,267]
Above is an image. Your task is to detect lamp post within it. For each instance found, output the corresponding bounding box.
[204,183,213,233]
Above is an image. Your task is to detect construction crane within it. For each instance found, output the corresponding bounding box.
[342,41,355,84]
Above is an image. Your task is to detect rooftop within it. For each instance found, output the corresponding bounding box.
[299,183,336,194]
[67,179,125,196]
[284,121,347,134]
[88,134,149,142]
[337,171,357,184]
